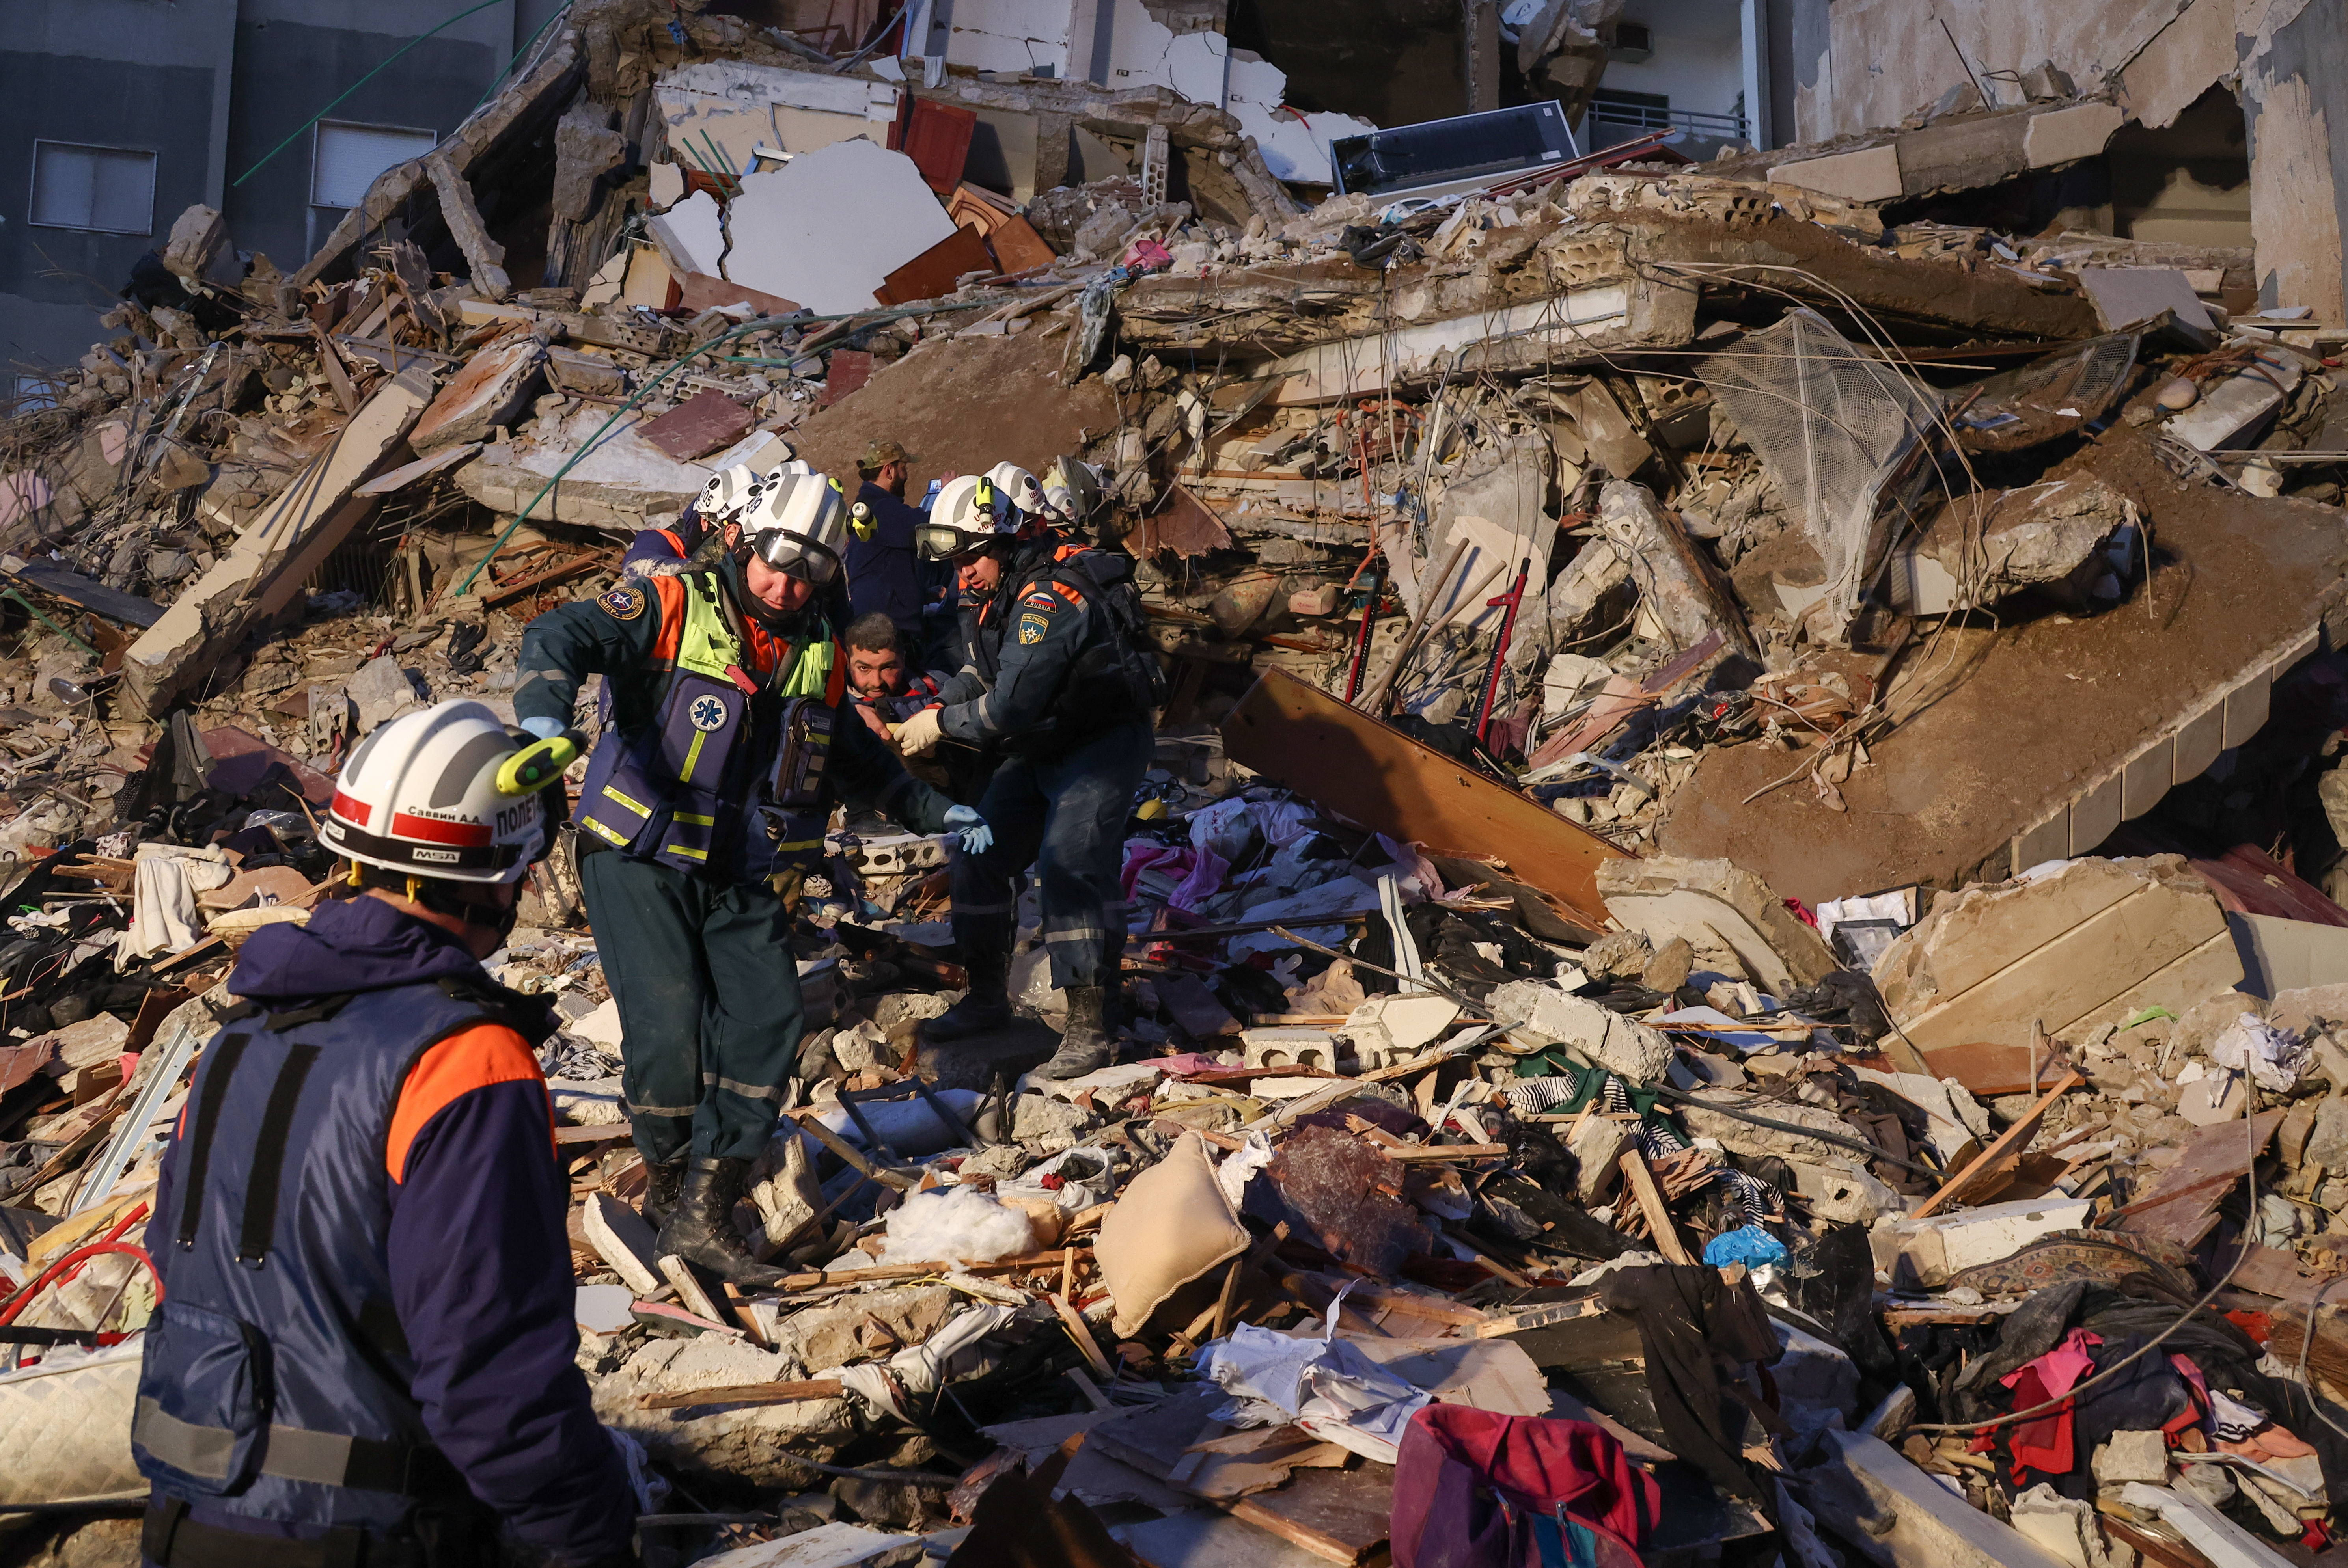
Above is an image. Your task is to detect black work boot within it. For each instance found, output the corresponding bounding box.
[639,1156,685,1228]
[924,949,1013,1043]
[1032,985,1111,1080]
[657,1157,787,1288]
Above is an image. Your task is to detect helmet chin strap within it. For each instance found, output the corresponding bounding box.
[400,872,521,944]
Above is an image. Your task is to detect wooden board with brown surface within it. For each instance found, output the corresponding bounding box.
[2119,1107,2288,1250]
[1912,1070,2083,1218]
[1221,668,1625,928]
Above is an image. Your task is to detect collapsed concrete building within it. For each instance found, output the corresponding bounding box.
[5,0,2348,1566]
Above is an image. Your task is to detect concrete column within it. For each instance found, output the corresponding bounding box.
[1468,0,1502,113]
[1064,0,1106,84]
[1739,0,1771,149]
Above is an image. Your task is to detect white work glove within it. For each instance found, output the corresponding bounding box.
[519,715,565,741]
[895,706,945,756]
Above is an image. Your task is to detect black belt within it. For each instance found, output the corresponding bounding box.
[144,1501,429,1568]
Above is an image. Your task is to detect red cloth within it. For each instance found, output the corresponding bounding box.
[2004,1366,2073,1483]
[1391,1404,1660,1568]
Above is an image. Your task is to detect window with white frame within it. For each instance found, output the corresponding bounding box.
[311,121,438,210]
[29,141,156,234]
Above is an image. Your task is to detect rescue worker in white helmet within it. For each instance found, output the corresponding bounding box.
[515,469,988,1285]
[134,701,638,1567]
[896,471,1163,1080]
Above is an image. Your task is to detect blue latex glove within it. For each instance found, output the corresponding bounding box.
[943,804,992,855]
[518,715,565,741]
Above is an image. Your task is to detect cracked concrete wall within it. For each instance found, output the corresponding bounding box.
[2240,0,2348,320]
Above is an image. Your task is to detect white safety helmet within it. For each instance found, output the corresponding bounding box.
[1041,456,1104,524]
[694,463,765,524]
[916,473,1019,561]
[739,469,849,583]
[321,701,547,884]
[983,462,1046,520]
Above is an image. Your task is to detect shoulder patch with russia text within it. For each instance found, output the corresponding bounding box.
[599,585,647,621]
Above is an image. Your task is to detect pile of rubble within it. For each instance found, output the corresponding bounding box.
[12,4,2348,1567]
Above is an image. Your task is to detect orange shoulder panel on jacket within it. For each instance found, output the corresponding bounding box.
[651,575,688,661]
[656,527,685,557]
[386,1023,551,1183]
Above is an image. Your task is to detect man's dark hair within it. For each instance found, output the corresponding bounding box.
[856,459,885,480]
[843,613,901,655]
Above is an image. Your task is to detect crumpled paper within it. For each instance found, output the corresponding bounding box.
[1195,1285,1430,1463]
[2210,1013,2310,1092]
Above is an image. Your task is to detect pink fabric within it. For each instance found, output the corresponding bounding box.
[1121,844,1227,914]
[2003,1328,2102,1397]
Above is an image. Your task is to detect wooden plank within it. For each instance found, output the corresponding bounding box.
[640,1378,845,1410]
[1475,1298,1604,1337]
[2119,1107,2288,1249]
[553,1123,633,1145]
[1226,1464,1392,1566]
[1221,667,1624,927]
[1382,1143,1509,1162]
[1912,1070,2083,1218]
[1619,1147,1695,1264]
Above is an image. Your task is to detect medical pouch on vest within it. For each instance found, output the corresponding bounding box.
[1052,550,1167,722]
[760,696,834,872]
[132,980,528,1536]
[576,573,767,872]
[135,1300,274,1497]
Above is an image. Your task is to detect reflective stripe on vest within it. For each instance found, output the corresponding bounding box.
[574,573,845,873]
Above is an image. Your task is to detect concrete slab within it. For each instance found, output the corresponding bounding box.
[724,139,958,317]
[409,333,546,452]
[2023,102,2127,167]
[1872,855,2242,1050]
[1767,145,1902,203]
[1657,433,2348,901]
[1801,1430,2074,1568]
[122,368,435,717]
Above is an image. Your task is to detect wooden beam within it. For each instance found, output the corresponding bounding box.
[640,1378,844,1410]
[1619,1148,1695,1264]
[1221,667,1624,928]
[1912,1070,2082,1219]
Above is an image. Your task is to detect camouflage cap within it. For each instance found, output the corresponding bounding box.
[859,438,911,468]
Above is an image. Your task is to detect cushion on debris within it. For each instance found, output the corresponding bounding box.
[1095,1130,1250,1338]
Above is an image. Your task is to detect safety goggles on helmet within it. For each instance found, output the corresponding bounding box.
[918,473,1015,561]
[739,471,849,584]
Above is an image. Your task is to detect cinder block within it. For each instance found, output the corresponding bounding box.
[2223,675,2271,748]
[2010,810,2070,876]
[2174,698,2226,784]
[1239,1027,1337,1072]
